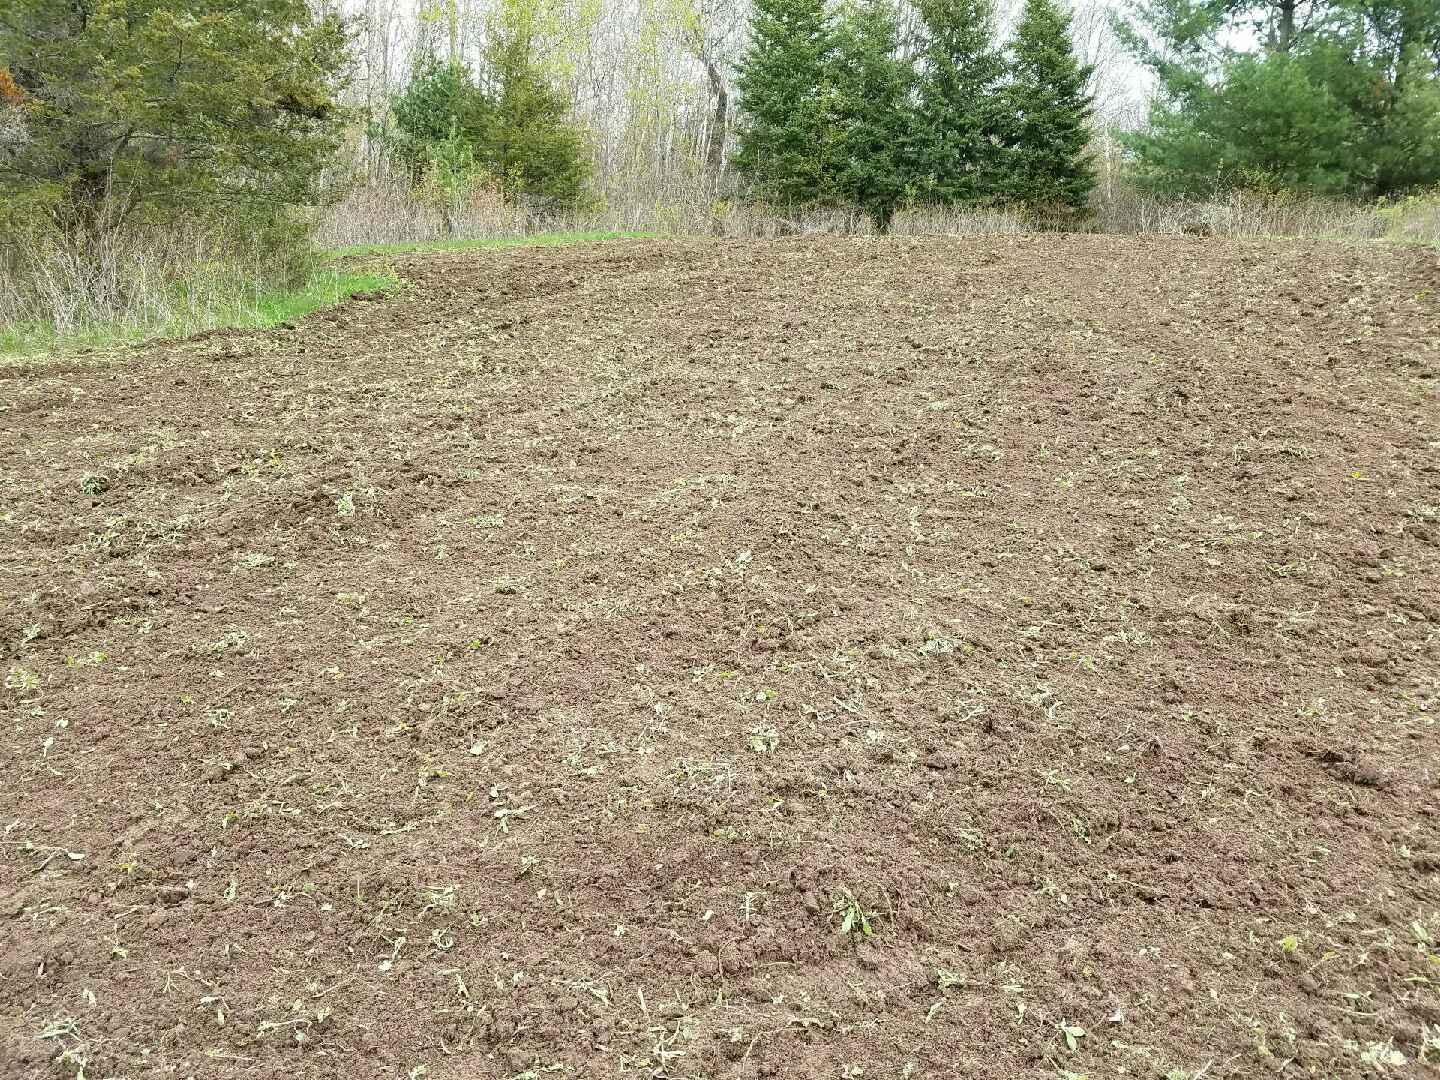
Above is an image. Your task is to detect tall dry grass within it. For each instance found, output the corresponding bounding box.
[0,208,316,353]
[315,174,1440,245]
[1096,187,1387,239]
[311,173,1029,241]
[312,178,529,249]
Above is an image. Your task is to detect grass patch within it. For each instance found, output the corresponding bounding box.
[226,268,397,331]
[0,267,397,360]
[325,229,651,259]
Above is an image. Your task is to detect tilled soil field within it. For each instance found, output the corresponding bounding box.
[3,235,1440,1079]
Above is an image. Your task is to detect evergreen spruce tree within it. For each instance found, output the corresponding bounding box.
[1367,48,1440,194]
[391,58,493,177]
[389,20,589,208]
[481,21,591,206]
[912,0,1007,205]
[829,0,915,231]
[0,0,350,243]
[734,0,836,206]
[999,0,1095,215]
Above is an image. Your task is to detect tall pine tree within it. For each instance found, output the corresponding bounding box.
[391,58,493,177]
[733,0,836,206]
[999,0,1095,215]
[829,0,915,231]
[481,18,591,206]
[0,0,350,241]
[912,0,1007,205]
[1126,52,1355,194]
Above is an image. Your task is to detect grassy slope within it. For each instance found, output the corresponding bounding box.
[0,231,646,359]
[327,229,649,259]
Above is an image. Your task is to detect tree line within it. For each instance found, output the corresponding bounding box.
[295,0,1100,234]
[734,0,1095,230]
[2,0,1438,264]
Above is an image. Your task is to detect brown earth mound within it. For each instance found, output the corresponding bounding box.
[3,235,1439,1079]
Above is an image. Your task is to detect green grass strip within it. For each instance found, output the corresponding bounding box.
[324,229,651,259]
[0,268,395,359]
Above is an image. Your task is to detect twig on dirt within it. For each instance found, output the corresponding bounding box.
[314,975,355,998]
[10,841,87,875]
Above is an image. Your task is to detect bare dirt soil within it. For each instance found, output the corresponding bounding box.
[3,235,1440,1080]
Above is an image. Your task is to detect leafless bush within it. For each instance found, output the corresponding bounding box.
[1094,186,1393,239]
[312,176,528,248]
[1378,194,1440,247]
[317,183,1029,240]
[0,203,308,347]
[893,204,1029,235]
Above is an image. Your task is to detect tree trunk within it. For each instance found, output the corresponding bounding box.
[702,55,728,181]
[1268,0,1297,52]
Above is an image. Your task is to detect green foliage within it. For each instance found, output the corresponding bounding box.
[733,0,837,205]
[1116,0,1440,197]
[912,0,1007,204]
[388,23,590,208]
[1313,11,1440,196]
[482,22,591,206]
[1128,53,1354,194]
[998,0,1096,214]
[735,0,1097,221]
[0,0,351,243]
[418,122,490,235]
[390,59,492,175]
[1371,53,1440,194]
[829,0,915,231]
